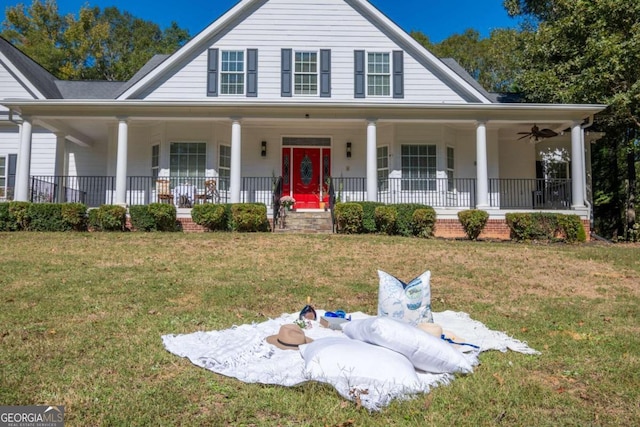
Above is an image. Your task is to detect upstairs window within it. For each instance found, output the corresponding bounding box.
[221,50,245,95]
[294,51,318,95]
[367,52,390,96]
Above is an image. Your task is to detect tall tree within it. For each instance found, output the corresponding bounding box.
[506,0,640,240]
[1,0,190,81]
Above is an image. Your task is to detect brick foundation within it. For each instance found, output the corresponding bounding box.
[434,218,592,241]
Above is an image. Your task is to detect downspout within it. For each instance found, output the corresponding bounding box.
[581,115,595,233]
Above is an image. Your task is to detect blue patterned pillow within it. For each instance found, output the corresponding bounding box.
[377,270,433,325]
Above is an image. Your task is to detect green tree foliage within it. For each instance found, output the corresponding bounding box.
[411,28,525,93]
[505,0,640,240]
[1,0,190,81]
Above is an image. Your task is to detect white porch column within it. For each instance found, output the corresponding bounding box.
[115,118,129,206]
[366,119,377,202]
[54,133,67,203]
[230,119,242,203]
[571,121,585,208]
[475,121,489,208]
[15,116,33,201]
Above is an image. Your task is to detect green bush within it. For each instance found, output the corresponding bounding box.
[358,202,385,233]
[334,203,363,234]
[8,201,31,230]
[506,213,586,243]
[412,207,437,238]
[27,203,66,231]
[395,204,431,237]
[0,203,18,231]
[61,203,88,231]
[374,205,397,235]
[230,203,269,232]
[88,205,127,232]
[457,209,489,241]
[148,203,178,231]
[192,204,228,231]
[129,205,156,231]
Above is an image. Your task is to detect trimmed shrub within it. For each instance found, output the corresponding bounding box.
[8,201,31,230]
[412,207,437,238]
[148,203,178,231]
[129,205,156,231]
[27,203,66,231]
[374,205,397,235]
[334,203,363,234]
[230,203,269,232]
[457,209,489,240]
[0,202,18,231]
[192,204,228,231]
[88,205,127,231]
[506,212,586,243]
[61,203,88,231]
[358,202,385,233]
[395,204,431,237]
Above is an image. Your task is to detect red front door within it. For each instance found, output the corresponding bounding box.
[282,147,331,209]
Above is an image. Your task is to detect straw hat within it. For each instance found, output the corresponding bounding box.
[266,324,313,350]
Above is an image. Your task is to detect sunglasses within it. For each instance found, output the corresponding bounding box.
[324,310,351,321]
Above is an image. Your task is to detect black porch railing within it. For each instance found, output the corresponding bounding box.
[489,178,572,209]
[25,175,572,211]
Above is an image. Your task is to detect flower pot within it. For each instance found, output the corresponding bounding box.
[319,202,326,210]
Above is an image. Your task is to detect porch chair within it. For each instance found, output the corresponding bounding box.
[195,179,219,204]
[156,179,173,204]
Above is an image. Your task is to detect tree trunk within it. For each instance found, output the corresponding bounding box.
[626,129,637,240]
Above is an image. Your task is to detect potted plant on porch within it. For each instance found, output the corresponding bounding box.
[280,195,296,211]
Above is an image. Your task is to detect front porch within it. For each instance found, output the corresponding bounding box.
[26,175,574,212]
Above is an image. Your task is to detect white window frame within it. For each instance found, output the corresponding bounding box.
[367,52,391,97]
[294,51,318,95]
[401,144,437,191]
[446,146,455,192]
[0,156,6,199]
[377,145,389,191]
[220,50,245,95]
[151,144,159,180]
[218,144,231,191]
[169,142,207,178]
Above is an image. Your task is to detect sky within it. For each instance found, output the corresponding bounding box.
[0,0,521,43]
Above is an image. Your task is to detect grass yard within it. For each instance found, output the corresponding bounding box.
[0,232,638,426]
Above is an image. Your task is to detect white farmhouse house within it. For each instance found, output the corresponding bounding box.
[0,0,605,236]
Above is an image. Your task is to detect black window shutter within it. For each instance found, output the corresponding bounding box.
[320,49,331,98]
[247,49,258,97]
[354,50,365,98]
[8,153,17,188]
[281,49,292,97]
[207,49,219,97]
[393,50,404,99]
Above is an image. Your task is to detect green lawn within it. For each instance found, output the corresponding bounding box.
[1,233,638,426]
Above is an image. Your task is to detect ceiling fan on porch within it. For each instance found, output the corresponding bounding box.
[517,124,558,143]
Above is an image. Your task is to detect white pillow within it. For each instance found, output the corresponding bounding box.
[377,269,433,324]
[299,337,419,387]
[342,317,473,374]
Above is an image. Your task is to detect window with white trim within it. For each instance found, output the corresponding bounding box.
[446,146,455,191]
[401,145,436,191]
[218,144,231,191]
[294,51,318,95]
[221,50,245,95]
[367,52,390,96]
[169,143,206,178]
[377,146,389,191]
[151,144,159,180]
[0,156,5,198]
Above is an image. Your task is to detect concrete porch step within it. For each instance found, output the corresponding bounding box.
[273,210,333,233]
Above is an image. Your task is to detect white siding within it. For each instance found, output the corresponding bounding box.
[0,127,55,176]
[139,0,465,103]
[0,59,37,113]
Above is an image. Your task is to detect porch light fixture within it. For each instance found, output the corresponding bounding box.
[346,142,352,158]
[261,140,267,157]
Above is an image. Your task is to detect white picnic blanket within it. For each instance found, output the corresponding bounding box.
[162,310,539,410]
